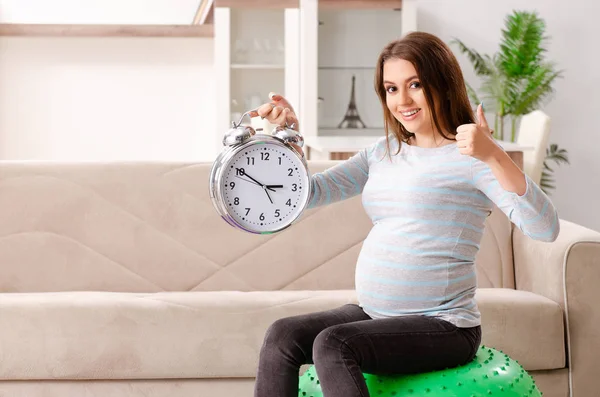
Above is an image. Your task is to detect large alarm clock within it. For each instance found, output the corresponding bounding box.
[209,110,312,234]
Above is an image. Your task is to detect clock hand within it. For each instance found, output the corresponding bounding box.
[236,169,264,187]
[234,170,278,192]
[234,175,278,192]
[236,176,278,192]
[264,187,274,204]
[235,175,261,187]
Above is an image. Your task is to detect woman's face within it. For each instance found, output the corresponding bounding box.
[383,58,434,136]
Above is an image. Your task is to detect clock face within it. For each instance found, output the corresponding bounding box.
[220,141,310,233]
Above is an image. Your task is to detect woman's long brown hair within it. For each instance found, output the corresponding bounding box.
[374,32,476,155]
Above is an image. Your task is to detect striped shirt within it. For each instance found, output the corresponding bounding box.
[308,136,559,328]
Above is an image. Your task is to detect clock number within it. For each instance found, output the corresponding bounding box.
[247,157,255,165]
[261,152,270,161]
[259,213,265,221]
[274,209,280,217]
[288,168,294,176]
[234,197,240,205]
[245,208,251,216]
[291,183,297,192]
[229,182,235,190]
[236,168,245,176]
[286,199,292,206]
[278,157,282,165]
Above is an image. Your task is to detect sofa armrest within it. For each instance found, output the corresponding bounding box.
[513,219,600,397]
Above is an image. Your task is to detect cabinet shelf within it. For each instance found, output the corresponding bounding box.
[231,63,285,70]
[0,23,214,37]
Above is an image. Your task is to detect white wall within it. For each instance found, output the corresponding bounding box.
[0,0,216,162]
[0,37,215,161]
[417,0,600,232]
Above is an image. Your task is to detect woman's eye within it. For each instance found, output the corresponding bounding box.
[409,81,422,89]
[385,86,397,93]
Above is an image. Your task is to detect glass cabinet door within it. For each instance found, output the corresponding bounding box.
[318,6,402,136]
[299,0,417,159]
[214,0,301,150]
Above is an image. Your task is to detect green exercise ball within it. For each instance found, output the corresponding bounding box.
[298,345,541,396]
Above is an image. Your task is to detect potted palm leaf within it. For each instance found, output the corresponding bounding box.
[451,10,569,193]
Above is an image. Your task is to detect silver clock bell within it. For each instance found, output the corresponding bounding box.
[222,109,303,149]
[222,119,255,147]
[272,123,304,148]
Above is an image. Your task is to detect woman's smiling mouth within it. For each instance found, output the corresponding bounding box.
[399,108,421,121]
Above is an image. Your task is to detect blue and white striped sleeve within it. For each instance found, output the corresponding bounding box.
[307,146,371,209]
[471,158,560,242]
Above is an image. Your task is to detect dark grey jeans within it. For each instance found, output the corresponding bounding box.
[254,304,481,397]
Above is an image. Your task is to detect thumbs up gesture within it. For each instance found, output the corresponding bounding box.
[456,103,500,163]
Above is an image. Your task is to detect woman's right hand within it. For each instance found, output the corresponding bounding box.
[250,92,300,131]
[250,92,304,156]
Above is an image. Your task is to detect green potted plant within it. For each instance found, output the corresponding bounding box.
[451,10,568,194]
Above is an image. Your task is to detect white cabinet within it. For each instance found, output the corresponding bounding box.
[214,0,418,157]
[214,3,301,154]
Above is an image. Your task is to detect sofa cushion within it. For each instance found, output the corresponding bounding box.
[0,290,357,380]
[476,288,565,370]
[0,288,563,380]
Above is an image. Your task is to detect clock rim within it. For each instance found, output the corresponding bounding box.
[210,135,311,234]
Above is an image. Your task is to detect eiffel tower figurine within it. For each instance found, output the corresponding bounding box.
[337,75,367,129]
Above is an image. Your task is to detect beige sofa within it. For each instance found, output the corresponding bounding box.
[0,161,598,397]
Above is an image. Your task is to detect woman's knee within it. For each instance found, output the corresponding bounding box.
[313,325,356,363]
[263,317,297,346]
[261,317,310,358]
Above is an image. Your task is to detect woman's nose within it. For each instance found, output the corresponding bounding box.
[397,88,412,106]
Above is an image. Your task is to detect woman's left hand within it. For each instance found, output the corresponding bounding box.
[456,103,501,164]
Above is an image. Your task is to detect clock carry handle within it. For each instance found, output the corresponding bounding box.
[235,108,303,148]
[232,109,257,128]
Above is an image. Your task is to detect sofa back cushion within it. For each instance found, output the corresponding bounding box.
[0,161,514,292]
